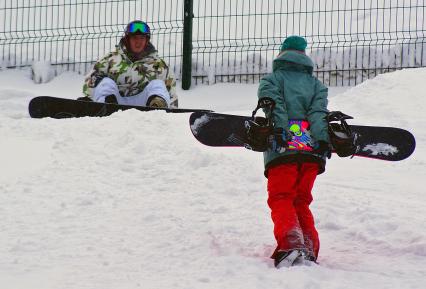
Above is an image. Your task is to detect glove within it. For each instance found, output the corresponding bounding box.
[92,75,106,87]
[314,141,332,159]
[268,128,289,153]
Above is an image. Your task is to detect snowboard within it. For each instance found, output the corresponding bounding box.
[29,96,211,119]
[189,112,416,161]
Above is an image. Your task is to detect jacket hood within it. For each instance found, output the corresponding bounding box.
[118,37,157,62]
[273,50,314,74]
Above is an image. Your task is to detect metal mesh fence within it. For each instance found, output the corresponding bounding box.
[0,0,425,87]
[192,0,426,86]
[0,0,183,76]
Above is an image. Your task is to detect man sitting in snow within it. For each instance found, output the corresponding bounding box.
[82,20,178,108]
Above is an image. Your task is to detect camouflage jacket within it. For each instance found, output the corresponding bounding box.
[83,40,178,107]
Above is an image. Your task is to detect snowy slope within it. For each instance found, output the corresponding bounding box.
[0,68,425,289]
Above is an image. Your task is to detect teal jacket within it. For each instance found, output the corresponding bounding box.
[258,50,329,175]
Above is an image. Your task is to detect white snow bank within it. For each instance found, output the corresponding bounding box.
[0,68,425,289]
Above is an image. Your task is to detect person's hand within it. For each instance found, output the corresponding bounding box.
[314,141,332,159]
[93,75,106,87]
[268,128,289,153]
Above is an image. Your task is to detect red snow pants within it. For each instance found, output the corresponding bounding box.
[267,162,320,259]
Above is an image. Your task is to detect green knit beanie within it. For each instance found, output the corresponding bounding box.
[280,35,307,52]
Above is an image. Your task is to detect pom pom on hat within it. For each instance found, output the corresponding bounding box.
[280,36,307,52]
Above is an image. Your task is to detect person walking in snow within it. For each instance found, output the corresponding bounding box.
[82,20,178,108]
[257,35,331,268]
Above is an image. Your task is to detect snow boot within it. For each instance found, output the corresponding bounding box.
[147,95,167,108]
[273,249,303,268]
[292,250,317,266]
[105,94,118,104]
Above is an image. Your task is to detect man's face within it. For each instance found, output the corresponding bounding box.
[128,34,148,54]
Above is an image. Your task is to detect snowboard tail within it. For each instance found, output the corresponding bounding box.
[350,125,415,161]
[189,112,416,161]
[29,96,211,119]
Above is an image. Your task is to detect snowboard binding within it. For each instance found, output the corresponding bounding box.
[245,102,358,157]
[244,98,275,152]
[326,111,358,157]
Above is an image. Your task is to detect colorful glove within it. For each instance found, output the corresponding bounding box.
[268,128,289,153]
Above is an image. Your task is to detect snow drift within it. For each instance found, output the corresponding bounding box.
[0,68,425,289]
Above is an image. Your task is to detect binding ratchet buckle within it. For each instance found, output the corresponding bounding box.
[244,98,276,152]
[326,111,357,157]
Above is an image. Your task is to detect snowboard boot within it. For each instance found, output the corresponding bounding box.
[76,96,93,102]
[292,250,317,266]
[273,250,304,268]
[105,94,118,104]
[304,253,317,262]
[147,95,167,108]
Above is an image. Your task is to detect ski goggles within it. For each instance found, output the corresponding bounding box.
[126,21,150,35]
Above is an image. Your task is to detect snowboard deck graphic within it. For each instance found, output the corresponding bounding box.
[29,96,211,119]
[189,112,416,161]
[287,120,315,151]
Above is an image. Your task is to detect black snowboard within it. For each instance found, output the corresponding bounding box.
[189,112,416,161]
[29,96,211,119]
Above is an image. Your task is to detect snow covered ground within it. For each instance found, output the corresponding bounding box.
[0,68,425,289]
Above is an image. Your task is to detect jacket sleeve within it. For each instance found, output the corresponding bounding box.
[257,74,288,129]
[154,59,179,108]
[307,79,330,143]
[165,68,179,108]
[82,54,111,98]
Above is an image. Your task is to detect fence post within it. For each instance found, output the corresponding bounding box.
[182,0,193,90]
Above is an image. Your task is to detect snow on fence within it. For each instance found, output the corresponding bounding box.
[0,0,425,87]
